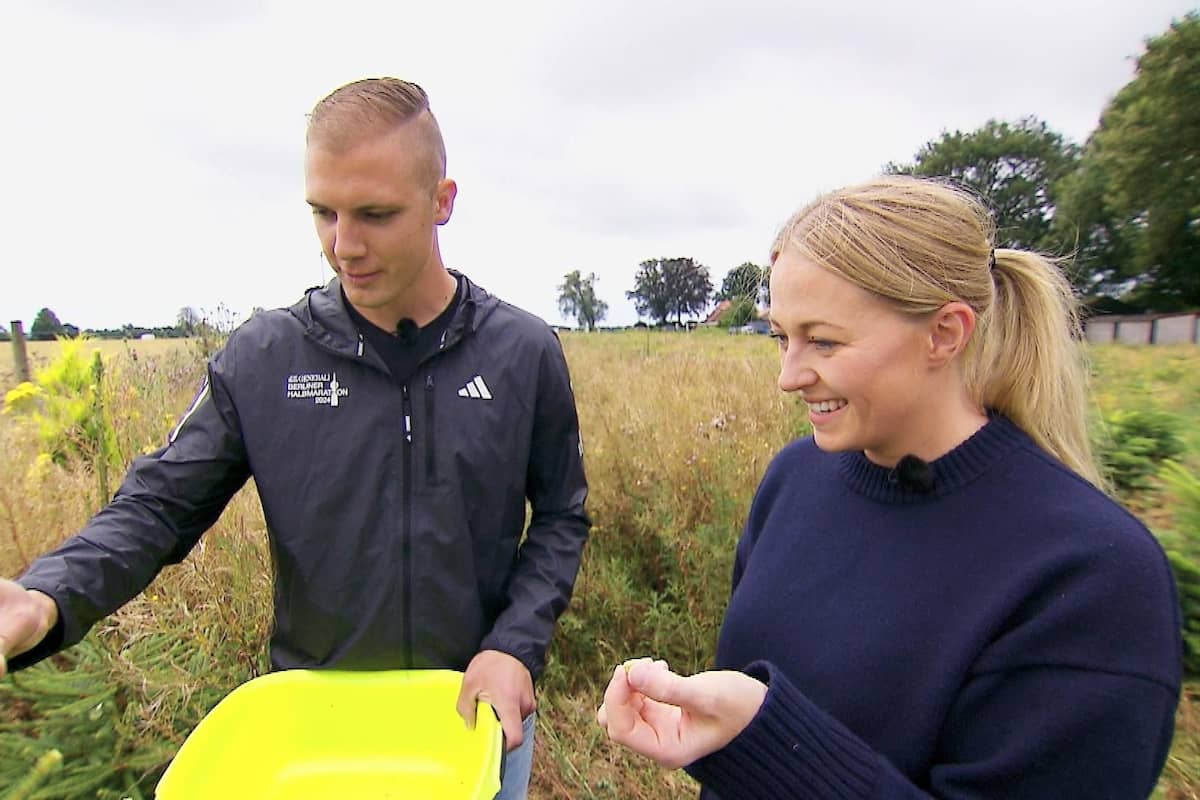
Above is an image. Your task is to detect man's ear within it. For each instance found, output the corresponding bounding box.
[434,178,457,226]
[927,302,976,366]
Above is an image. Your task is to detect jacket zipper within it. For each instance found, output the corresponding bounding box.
[401,382,414,668]
[424,375,436,482]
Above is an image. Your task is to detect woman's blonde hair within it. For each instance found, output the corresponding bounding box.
[772,175,1103,488]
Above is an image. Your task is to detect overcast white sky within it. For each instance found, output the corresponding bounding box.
[1,0,1194,331]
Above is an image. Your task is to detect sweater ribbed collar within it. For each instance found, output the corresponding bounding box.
[837,413,1027,504]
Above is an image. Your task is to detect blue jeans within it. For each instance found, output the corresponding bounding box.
[494,712,536,800]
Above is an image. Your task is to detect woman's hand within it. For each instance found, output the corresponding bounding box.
[597,658,767,769]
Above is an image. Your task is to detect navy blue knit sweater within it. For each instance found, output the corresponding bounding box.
[688,415,1181,799]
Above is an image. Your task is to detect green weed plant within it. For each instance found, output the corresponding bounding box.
[2,338,119,504]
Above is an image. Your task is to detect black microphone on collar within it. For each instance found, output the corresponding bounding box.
[890,454,934,493]
[396,318,418,344]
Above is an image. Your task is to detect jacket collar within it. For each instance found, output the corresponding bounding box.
[289,269,498,357]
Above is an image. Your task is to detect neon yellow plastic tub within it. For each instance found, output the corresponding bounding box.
[155,669,502,800]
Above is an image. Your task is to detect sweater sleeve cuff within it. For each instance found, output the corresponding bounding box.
[685,661,880,799]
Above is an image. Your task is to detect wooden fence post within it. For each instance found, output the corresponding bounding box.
[11,320,30,383]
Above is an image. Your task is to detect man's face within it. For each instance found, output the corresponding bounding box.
[305,122,456,328]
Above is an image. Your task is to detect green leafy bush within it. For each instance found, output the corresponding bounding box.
[2,339,116,466]
[1160,461,1200,676]
[1169,551,1200,678]
[1095,408,1185,494]
[2,338,119,505]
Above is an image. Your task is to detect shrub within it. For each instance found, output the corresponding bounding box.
[1095,408,1186,494]
[1159,460,1200,676]
[2,338,119,505]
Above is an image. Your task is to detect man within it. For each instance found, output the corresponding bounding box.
[0,78,590,799]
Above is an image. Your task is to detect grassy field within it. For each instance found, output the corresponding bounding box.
[1,332,1197,798]
[0,338,193,389]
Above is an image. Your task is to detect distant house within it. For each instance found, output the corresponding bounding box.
[703,300,733,326]
[139,333,157,341]
[731,318,771,335]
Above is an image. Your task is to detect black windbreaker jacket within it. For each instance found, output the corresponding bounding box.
[16,273,590,678]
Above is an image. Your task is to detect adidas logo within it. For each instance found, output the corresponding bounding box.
[458,375,492,400]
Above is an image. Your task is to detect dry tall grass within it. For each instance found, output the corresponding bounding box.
[0,333,1196,798]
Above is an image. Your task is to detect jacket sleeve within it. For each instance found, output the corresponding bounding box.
[12,350,251,671]
[686,660,1177,800]
[478,332,590,679]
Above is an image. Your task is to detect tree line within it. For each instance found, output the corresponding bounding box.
[560,13,1198,330]
[558,260,771,331]
[2,306,244,343]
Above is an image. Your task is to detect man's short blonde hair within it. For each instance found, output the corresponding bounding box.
[307,77,447,189]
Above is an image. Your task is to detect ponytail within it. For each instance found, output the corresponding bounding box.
[966,250,1105,489]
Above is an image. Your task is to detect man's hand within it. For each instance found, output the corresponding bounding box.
[596,658,767,769]
[0,579,59,679]
[456,649,535,752]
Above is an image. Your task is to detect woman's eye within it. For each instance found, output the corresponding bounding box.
[770,333,788,350]
[810,338,838,350]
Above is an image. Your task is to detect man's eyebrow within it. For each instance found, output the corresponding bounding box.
[304,202,401,213]
[304,200,403,209]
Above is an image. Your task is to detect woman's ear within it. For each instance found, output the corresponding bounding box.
[927,302,976,366]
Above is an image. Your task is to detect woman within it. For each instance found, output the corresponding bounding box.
[598,177,1182,798]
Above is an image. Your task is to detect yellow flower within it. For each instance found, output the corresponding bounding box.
[3,381,42,415]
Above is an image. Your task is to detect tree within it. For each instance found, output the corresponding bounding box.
[717,262,769,305]
[888,117,1079,253]
[0,324,9,342]
[177,306,202,336]
[30,307,65,341]
[1057,13,1200,310]
[557,270,609,331]
[626,257,713,325]
[1052,156,1141,297]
